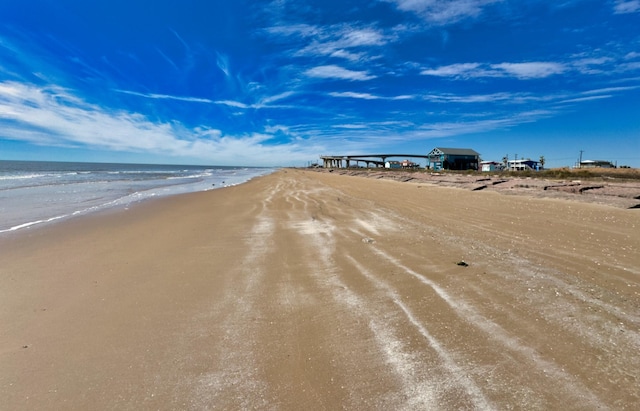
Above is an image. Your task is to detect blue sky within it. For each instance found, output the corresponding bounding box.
[1,0,639,167]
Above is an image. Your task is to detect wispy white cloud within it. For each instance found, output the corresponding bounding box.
[572,57,613,66]
[391,94,415,100]
[263,23,320,38]
[329,91,414,100]
[216,52,231,78]
[214,100,250,109]
[334,27,388,48]
[581,85,640,94]
[0,81,322,165]
[264,22,393,63]
[328,49,367,62]
[332,123,369,129]
[331,120,414,133]
[155,47,180,72]
[384,0,499,24]
[558,95,613,104]
[491,62,567,79]
[420,86,639,105]
[305,65,376,81]
[322,109,556,144]
[421,61,567,79]
[115,89,214,103]
[259,91,296,105]
[618,61,640,72]
[613,0,640,14]
[266,23,388,48]
[423,49,639,80]
[412,109,555,138]
[115,89,297,111]
[0,82,186,151]
[420,63,484,78]
[422,91,535,103]
[571,56,614,74]
[329,91,380,100]
[556,85,640,104]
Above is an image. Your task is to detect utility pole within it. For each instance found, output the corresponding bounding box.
[579,150,584,168]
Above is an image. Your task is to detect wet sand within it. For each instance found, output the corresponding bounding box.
[1,168,639,409]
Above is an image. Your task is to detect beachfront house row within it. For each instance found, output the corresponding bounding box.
[427,147,480,171]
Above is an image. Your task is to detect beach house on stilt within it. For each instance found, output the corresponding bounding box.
[427,147,480,171]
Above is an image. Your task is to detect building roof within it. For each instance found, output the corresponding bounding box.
[581,160,613,164]
[428,147,480,156]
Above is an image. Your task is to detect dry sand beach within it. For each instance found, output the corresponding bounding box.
[1,168,639,410]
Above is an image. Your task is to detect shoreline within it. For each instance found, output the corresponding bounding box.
[0,167,275,238]
[0,159,275,236]
[2,169,639,409]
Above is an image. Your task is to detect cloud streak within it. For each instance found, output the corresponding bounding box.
[115,89,214,103]
[304,65,377,81]
[264,21,396,65]
[115,89,297,111]
[493,62,567,79]
[420,52,640,81]
[614,0,640,14]
[384,0,499,24]
[329,91,413,100]
[421,61,567,79]
[0,81,320,165]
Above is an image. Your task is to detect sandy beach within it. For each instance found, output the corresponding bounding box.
[1,168,639,410]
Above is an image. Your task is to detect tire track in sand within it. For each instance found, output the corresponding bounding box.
[345,255,494,410]
[280,181,451,409]
[188,185,280,409]
[367,246,607,410]
[288,216,442,408]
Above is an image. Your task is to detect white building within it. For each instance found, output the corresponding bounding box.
[480,161,504,172]
[579,160,614,168]
[508,159,540,171]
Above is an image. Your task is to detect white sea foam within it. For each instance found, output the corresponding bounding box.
[0,173,48,180]
[0,214,69,233]
[0,160,274,235]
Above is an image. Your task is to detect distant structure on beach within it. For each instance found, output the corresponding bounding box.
[385,160,403,169]
[385,160,420,169]
[507,158,541,171]
[480,161,504,172]
[426,147,480,171]
[578,160,615,168]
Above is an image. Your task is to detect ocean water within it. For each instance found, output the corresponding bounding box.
[0,160,274,234]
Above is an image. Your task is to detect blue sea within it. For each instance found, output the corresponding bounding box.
[0,160,274,234]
